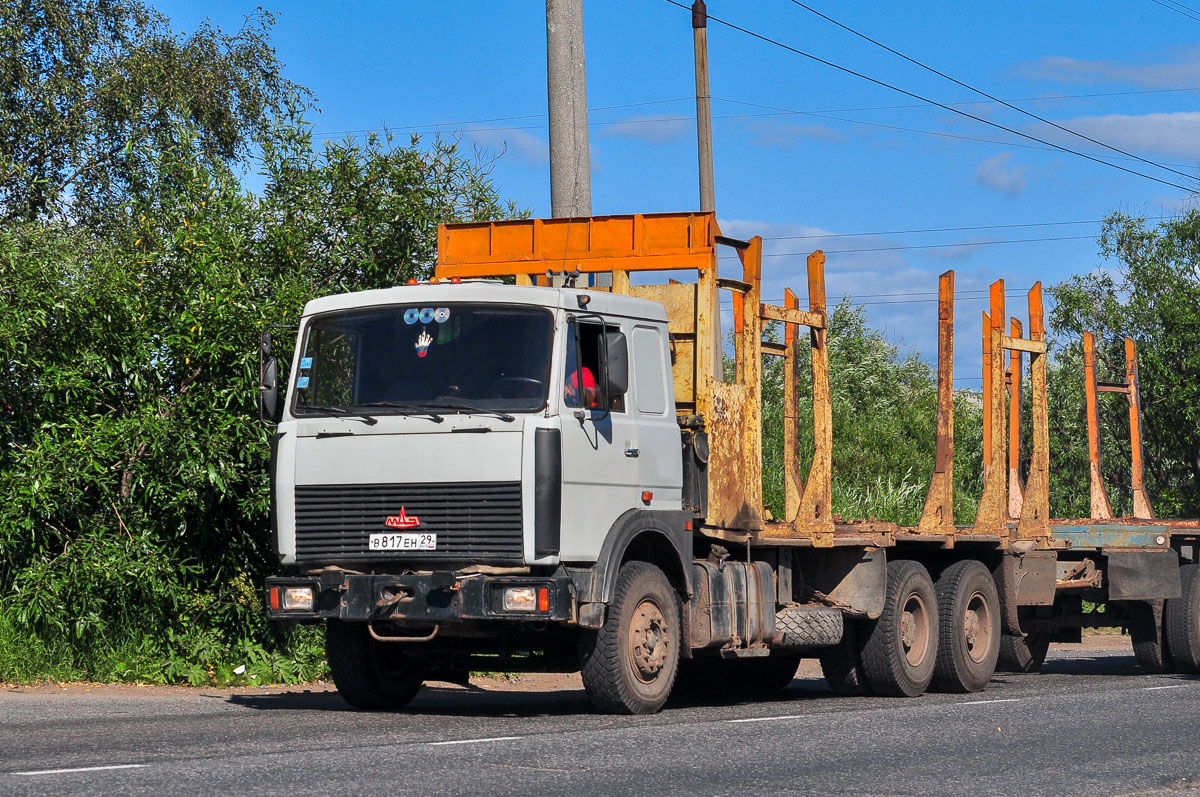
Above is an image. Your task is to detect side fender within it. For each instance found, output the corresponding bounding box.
[568,509,692,605]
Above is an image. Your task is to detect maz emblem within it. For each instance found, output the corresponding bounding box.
[384,507,421,528]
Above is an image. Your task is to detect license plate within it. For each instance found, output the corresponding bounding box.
[368,533,437,551]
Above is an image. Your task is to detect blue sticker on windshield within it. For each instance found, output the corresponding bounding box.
[434,307,450,323]
[418,307,436,324]
[299,357,313,369]
[296,376,310,388]
[403,308,420,325]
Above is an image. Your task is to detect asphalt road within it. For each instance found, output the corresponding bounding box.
[2,642,1199,797]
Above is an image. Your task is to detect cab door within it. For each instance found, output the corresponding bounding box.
[558,318,642,561]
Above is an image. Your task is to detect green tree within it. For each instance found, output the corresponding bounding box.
[0,2,517,682]
[1,0,300,225]
[1049,210,1200,517]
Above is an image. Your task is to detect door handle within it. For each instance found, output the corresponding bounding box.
[624,447,640,458]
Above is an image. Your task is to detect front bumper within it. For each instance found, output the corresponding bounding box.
[265,571,576,624]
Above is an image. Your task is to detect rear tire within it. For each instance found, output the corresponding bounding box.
[933,560,1001,693]
[580,561,681,714]
[819,618,872,696]
[1130,600,1174,674]
[996,632,1050,673]
[325,620,424,710]
[1165,564,1200,673]
[860,560,939,697]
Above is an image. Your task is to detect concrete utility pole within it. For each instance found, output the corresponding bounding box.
[546,0,592,218]
[692,0,715,213]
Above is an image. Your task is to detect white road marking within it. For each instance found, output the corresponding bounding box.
[428,735,522,746]
[726,714,804,724]
[11,764,148,777]
[961,698,1021,705]
[1144,684,1187,690]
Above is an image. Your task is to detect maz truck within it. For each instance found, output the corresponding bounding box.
[260,212,1200,714]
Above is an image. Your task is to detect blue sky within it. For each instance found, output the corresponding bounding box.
[158,0,1200,385]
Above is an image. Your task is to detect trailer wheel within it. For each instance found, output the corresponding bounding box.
[818,618,872,696]
[1165,563,1200,673]
[325,620,424,710]
[1130,600,1174,674]
[859,560,938,697]
[932,560,1001,693]
[580,561,680,714]
[996,632,1050,673]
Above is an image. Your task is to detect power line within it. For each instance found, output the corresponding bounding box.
[762,218,1111,240]
[714,98,1199,170]
[661,0,1195,193]
[1147,0,1200,22]
[788,1,1195,181]
[718,234,1095,258]
[313,97,693,138]
[307,84,1200,142]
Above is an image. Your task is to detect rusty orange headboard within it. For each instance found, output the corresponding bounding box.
[434,212,715,279]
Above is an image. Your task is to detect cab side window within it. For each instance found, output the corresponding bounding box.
[565,320,624,411]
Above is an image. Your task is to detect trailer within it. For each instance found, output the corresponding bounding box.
[260,211,1200,713]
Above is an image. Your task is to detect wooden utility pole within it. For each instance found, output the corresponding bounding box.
[692,0,715,212]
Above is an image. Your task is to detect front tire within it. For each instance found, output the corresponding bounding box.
[580,561,681,714]
[325,620,424,710]
[933,560,1001,692]
[860,560,938,697]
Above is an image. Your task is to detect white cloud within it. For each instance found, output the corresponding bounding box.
[742,119,843,148]
[598,114,691,144]
[1049,111,1200,162]
[466,128,548,168]
[1017,45,1200,88]
[975,152,1029,197]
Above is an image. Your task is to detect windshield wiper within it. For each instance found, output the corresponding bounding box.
[354,401,445,423]
[295,404,378,425]
[424,400,515,422]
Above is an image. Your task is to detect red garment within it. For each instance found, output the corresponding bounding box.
[567,367,596,392]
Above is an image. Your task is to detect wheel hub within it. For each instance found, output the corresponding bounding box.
[900,593,930,667]
[630,599,669,683]
[964,591,993,664]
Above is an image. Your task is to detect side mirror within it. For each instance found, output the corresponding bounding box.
[600,330,628,397]
[258,330,278,423]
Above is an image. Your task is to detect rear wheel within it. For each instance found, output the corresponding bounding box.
[818,618,872,696]
[933,560,1001,693]
[996,632,1050,673]
[325,620,424,710]
[1130,600,1174,674]
[860,560,939,697]
[580,561,681,714]
[1165,564,1200,673]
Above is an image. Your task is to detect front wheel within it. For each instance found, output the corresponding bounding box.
[580,561,681,714]
[859,560,939,697]
[325,620,424,710]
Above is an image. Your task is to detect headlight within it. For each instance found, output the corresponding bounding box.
[503,587,537,611]
[282,586,314,611]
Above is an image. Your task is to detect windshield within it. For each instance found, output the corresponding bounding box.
[291,303,554,415]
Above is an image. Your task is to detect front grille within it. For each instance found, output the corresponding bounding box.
[294,481,523,563]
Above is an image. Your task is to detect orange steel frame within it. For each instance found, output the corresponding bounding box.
[434,211,1163,548]
[1083,331,1155,520]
